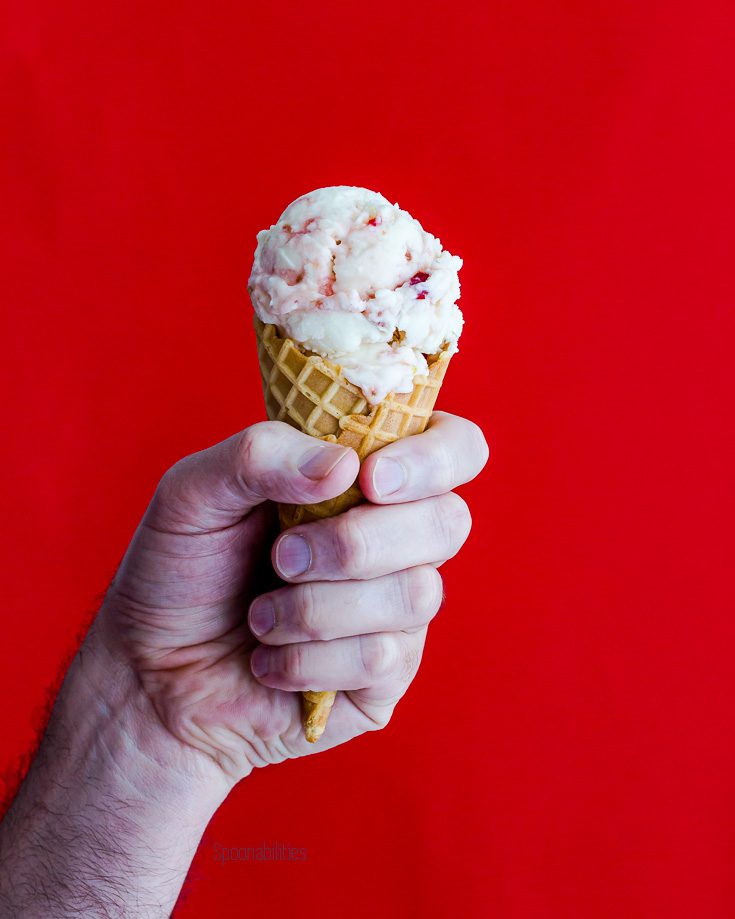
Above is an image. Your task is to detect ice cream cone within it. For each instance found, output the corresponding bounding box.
[254,317,452,741]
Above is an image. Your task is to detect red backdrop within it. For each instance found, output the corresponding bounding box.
[2,1,734,916]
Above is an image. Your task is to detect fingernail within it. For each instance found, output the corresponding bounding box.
[372,457,406,497]
[276,533,311,578]
[249,598,275,637]
[298,444,348,480]
[251,647,270,678]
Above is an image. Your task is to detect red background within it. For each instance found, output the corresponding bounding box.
[2,1,734,916]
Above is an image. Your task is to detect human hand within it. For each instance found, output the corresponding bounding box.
[96,411,489,785]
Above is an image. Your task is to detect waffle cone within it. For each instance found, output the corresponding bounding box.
[254,317,452,741]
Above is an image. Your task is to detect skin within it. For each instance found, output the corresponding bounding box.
[0,411,488,917]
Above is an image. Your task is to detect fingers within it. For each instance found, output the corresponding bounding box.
[359,411,489,504]
[250,625,428,700]
[147,422,359,534]
[144,411,486,537]
[271,492,472,582]
[249,565,443,645]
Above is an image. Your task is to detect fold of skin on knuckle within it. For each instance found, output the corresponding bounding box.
[236,422,311,503]
[149,471,174,521]
[151,459,198,528]
[401,634,424,682]
[469,420,491,469]
[293,582,322,640]
[280,641,308,686]
[359,633,399,682]
[355,696,396,732]
[434,438,459,494]
[438,414,489,483]
[234,423,273,498]
[434,492,472,557]
[400,566,443,626]
[332,512,372,579]
[155,465,180,506]
[236,422,271,468]
[369,709,393,731]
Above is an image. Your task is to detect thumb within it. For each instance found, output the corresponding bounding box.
[146,421,359,534]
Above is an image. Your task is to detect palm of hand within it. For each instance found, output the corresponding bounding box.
[103,495,372,781]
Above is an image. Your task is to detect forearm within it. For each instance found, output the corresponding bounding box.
[0,624,231,918]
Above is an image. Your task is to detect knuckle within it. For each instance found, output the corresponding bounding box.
[235,422,292,499]
[359,633,399,680]
[367,706,394,731]
[332,513,371,577]
[293,583,322,640]
[152,468,177,512]
[468,420,491,468]
[156,457,187,501]
[236,422,271,472]
[150,459,194,527]
[400,566,443,622]
[434,492,472,554]
[401,639,423,682]
[283,642,308,681]
[434,441,458,493]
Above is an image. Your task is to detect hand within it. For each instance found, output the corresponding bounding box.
[97,411,489,784]
[0,411,488,916]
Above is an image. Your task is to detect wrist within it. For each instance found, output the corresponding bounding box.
[0,619,232,917]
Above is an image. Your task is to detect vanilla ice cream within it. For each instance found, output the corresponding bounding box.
[248,186,463,404]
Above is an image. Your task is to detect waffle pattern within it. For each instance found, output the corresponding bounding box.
[254,317,453,741]
[254,317,452,528]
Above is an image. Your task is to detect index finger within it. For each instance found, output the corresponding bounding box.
[359,411,489,504]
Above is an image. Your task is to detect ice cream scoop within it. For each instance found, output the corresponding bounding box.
[248,186,463,404]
